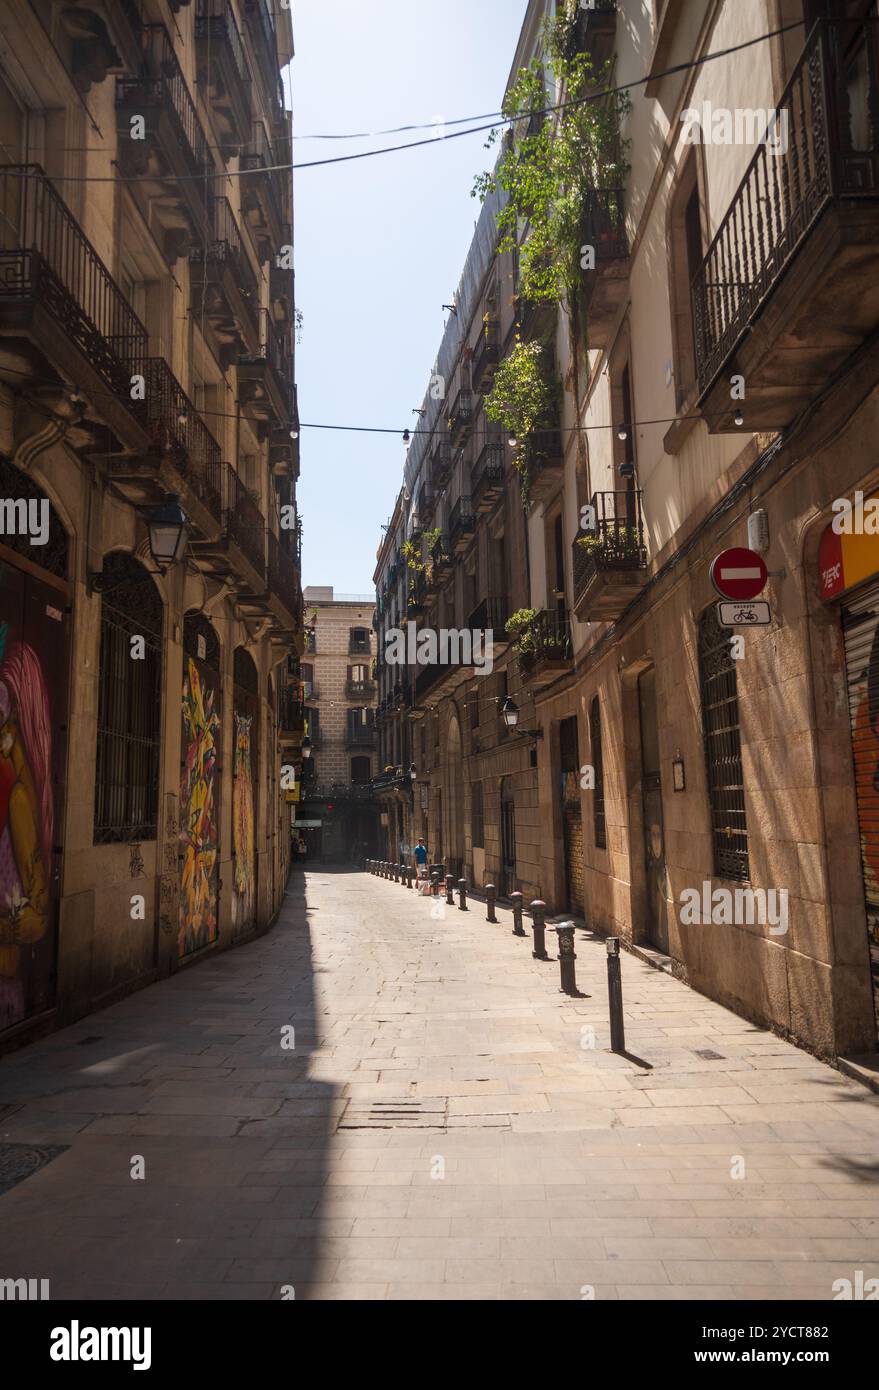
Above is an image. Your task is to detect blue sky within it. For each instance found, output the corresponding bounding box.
[287,0,528,594]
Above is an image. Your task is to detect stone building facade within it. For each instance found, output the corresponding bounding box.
[0,0,304,1048]
[297,588,380,861]
[374,0,879,1061]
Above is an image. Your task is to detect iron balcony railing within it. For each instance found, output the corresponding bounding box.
[572,488,648,596]
[472,319,500,388]
[267,528,301,624]
[223,464,266,577]
[530,611,572,663]
[278,689,305,734]
[190,196,259,320]
[242,123,289,230]
[431,438,453,485]
[448,387,473,443]
[196,0,252,89]
[581,188,627,261]
[0,164,148,400]
[346,678,376,698]
[347,725,377,748]
[693,16,879,397]
[471,439,505,496]
[306,782,376,802]
[449,496,475,547]
[562,0,617,59]
[468,597,510,637]
[117,26,213,190]
[134,358,223,521]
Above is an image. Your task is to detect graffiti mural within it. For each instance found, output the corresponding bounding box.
[849,614,879,1037]
[0,574,63,1031]
[178,656,220,956]
[231,711,255,934]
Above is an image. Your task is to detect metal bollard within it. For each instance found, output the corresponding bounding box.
[607,937,626,1054]
[485,884,497,924]
[401,863,408,887]
[405,865,412,889]
[393,863,399,883]
[530,900,549,960]
[510,891,526,937]
[553,921,578,996]
[457,878,468,911]
[383,861,389,879]
[445,874,455,906]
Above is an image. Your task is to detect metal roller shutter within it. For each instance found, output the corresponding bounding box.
[842,580,879,1044]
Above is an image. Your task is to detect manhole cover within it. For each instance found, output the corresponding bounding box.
[0,1142,68,1196]
[694,1049,725,1061]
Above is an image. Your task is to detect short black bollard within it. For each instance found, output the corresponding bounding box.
[554,921,578,996]
[405,866,412,889]
[485,884,497,924]
[430,867,440,896]
[607,937,626,1054]
[457,878,468,911]
[510,891,526,937]
[445,874,455,906]
[383,861,389,879]
[530,900,549,960]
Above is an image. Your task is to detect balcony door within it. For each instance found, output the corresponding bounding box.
[501,779,517,898]
[638,666,669,953]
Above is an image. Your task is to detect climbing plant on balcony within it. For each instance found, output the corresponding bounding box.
[472,5,630,309]
[483,339,560,502]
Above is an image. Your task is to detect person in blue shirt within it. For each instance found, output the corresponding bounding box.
[413,838,428,878]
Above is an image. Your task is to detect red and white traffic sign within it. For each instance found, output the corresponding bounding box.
[709,547,768,601]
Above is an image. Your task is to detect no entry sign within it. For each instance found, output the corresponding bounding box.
[709,547,768,601]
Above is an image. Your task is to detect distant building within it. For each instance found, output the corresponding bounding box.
[297,587,381,861]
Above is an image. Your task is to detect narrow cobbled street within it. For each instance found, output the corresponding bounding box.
[1,868,878,1301]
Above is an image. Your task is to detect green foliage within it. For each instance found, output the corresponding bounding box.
[484,340,561,503]
[402,539,425,572]
[472,3,630,308]
[505,607,539,637]
[576,526,641,559]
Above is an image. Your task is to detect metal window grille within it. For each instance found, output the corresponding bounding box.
[589,696,606,849]
[699,605,749,881]
[93,555,163,843]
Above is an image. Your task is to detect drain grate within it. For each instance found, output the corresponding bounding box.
[694,1049,725,1061]
[0,1142,68,1197]
[339,1099,447,1130]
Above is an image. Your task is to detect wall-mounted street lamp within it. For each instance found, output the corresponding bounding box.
[500,697,543,740]
[87,496,190,594]
[301,736,312,760]
[409,762,417,782]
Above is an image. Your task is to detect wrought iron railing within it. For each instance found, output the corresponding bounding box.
[448,387,473,439]
[135,359,223,520]
[224,464,266,576]
[581,188,627,261]
[572,488,647,599]
[471,439,505,495]
[693,17,879,397]
[431,438,453,484]
[468,597,510,636]
[472,320,500,385]
[529,610,572,663]
[449,496,475,546]
[117,26,212,191]
[0,164,148,399]
[196,0,252,88]
[191,196,259,323]
[241,123,288,229]
[267,528,301,623]
[347,725,377,748]
[278,688,305,733]
[346,678,376,698]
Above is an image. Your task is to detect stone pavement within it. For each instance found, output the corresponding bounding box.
[1,866,878,1301]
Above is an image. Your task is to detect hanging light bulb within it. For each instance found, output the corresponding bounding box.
[617,425,628,441]
[402,429,410,445]
[734,410,744,427]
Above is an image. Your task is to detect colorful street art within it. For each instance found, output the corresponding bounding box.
[231,711,255,934]
[850,616,879,1037]
[178,656,220,957]
[0,615,56,1031]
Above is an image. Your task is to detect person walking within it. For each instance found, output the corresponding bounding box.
[413,837,428,880]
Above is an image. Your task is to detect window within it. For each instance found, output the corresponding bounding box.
[466,686,480,751]
[699,605,749,881]
[349,663,369,685]
[301,662,314,698]
[306,707,320,745]
[94,554,163,843]
[668,150,705,407]
[351,756,371,784]
[349,627,370,654]
[471,780,484,848]
[590,695,606,850]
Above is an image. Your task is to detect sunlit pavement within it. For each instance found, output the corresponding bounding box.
[1,866,878,1301]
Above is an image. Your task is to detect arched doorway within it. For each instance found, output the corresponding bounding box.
[231,646,259,939]
[178,613,221,958]
[446,711,464,881]
[0,461,70,1032]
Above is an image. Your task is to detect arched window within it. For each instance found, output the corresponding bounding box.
[589,695,606,849]
[699,605,749,881]
[93,553,163,843]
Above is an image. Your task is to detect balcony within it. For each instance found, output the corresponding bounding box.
[430,438,453,488]
[429,531,451,575]
[190,463,267,596]
[347,726,377,750]
[407,571,428,616]
[571,489,648,621]
[448,387,473,447]
[277,690,305,746]
[515,611,572,688]
[195,1,252,154]
[115,25,212,263]
[0,165,150,455]
[693,16,879,434]
[349,636,371,657]
[472,320,500,393]
[241,123,289,262]
[468,597,511,646]
[346,678,376,699]
[559,0,617,66]
[190,197,260,368]
[112,357,224,537]
[56,0,144,94]
[526,427,565,504]
[304,782,376,803]
[449,496,476,554]
[267,528,302,630]
[237,310,292,428]
[517,294,556,343]
[580,189,629,348]
[270,228,295,322]
[471,439,505,511]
